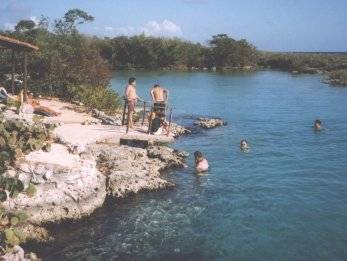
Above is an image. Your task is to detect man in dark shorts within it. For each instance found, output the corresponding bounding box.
[150,84,168,117]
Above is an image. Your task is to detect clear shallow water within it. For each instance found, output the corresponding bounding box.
[31,71,347,260]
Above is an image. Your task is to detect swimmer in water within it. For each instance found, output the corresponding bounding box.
[240,139,250,151]
[194,151,209,172]
[314,119,322,131]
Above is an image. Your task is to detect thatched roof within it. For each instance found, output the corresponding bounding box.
[0,34,39,51]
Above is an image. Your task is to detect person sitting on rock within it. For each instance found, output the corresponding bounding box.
[149,111,170,135]
[153,119,170,136]
[194,151,209,172]
[314,119,322,131]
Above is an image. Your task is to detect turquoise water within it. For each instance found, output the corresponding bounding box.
[32,71,347,260]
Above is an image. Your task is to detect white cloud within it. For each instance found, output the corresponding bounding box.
[141,20,182,36]
[103,20,182,37]
[29,16,39,25]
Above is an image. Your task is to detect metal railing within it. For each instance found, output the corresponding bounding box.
[121,98,173,136]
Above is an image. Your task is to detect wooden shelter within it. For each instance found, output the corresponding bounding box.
[0,34,39,101]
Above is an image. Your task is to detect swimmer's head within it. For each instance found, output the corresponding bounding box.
[240,139,249,149]
[314,119,322,130]
[194,151,204,161]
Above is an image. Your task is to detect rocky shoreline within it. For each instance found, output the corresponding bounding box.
[0,98,227,259]
[2,137,187,242]
[0,99,192,260]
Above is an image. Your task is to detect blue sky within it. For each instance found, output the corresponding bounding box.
[1,0,347,51]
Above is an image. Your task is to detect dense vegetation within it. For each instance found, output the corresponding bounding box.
[0,9,121,113]
[0,114,54,172]
[259,52,347,72]
[96,33,258,70]
[0,113,48,252]
[328,69,347,86]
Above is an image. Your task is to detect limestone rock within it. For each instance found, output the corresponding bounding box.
[0,245,40,261]
[0,246,25,261]
[91,109,122,126]
[147,146,188,169]
[90,144,187,198]
[194,117,227,129]
[2,144,107,225]
[169,123,191,137]
[81,118,100,125]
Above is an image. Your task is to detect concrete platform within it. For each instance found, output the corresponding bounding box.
[54,123,174,149]
[33,98,174,149]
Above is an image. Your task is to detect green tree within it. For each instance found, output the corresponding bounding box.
[54,8,94,35]
[14,20,36,32]
[209,34,257,69]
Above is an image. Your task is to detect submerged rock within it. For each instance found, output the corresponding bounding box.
[194,117,227,129]
[169,123,191,137]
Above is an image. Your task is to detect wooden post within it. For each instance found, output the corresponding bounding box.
[147,107,153,134]
[11,50,15,94]
[122,98,127,125]
[23,51,28,102]
[126,105,130,134]
[142,101,146,126]
[167,108,173,137]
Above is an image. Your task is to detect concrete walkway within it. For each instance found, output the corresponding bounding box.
[38,98,174,148]
[54,123,174,148]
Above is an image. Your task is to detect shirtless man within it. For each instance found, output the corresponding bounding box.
[125,77,142,129]
[150,84,168,103]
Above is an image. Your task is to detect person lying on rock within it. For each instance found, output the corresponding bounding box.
[0,86,20,102]
[194,151,209,173]
[0,87,10,101]
[27,93,60,116]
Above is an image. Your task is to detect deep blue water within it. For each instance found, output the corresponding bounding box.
[32,71,347,260]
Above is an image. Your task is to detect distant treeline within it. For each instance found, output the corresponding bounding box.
[259,52,347,73]
[0,8,347,104]
[259,52,347,86]
[94,33,259,70]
